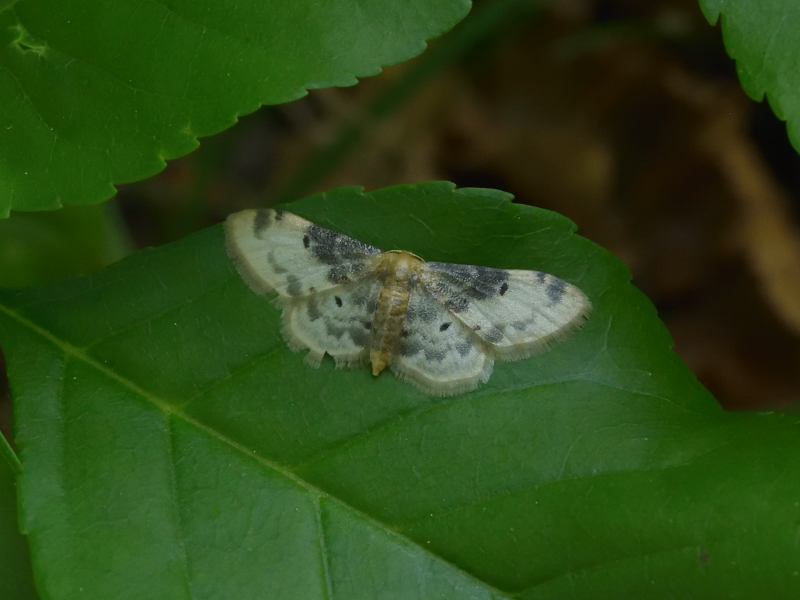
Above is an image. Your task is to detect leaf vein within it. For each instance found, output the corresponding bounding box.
[511,542,704,596]
[81,273,238,352]
[179,345,283,410]
[0,302,516,600]
[163,413,196,599]
[314,496,335,600]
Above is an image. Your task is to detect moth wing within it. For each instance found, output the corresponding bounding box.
[282,276,382,369]
[390,288,493,397]
[420,262,591,361]
[225,209,383,298]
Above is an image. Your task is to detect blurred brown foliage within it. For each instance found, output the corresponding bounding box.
[111,0,800,410]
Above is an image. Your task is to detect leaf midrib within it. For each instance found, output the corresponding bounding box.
[0,301,515,600]
[2,298,723,598]
[3,295,741,599]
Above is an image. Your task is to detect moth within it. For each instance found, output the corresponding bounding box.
[225,209,591,396]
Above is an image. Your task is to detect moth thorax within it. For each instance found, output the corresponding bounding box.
[381,250,423,278]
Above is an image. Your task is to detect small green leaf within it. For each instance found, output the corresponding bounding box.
[1,183,798,598]
[0,0,470,216]
[0,435,38,600]
[700,0,800,152]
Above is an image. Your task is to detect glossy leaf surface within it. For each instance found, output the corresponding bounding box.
[0,0,470,215]
[1,183,798,598]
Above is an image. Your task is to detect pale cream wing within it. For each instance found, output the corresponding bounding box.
[390,288,493,397]
[282,276,382,369]
[420,262,591,361]
[225,209,382,298]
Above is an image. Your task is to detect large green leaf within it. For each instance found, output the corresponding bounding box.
[0,435,38,600]
[0,0,470,216]
[1,183,798,598]
[700,1,800,153]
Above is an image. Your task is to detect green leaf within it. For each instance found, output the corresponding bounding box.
[0,0,470,217]
[0,203,131,288]
[700,0,800,152]
[1,182,798,598]
[0,434,38,600]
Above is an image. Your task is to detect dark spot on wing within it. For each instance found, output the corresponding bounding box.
[408,295,438,322]
[328,264,357,285]
[309,287,316,294]
[428,263,510,301]
[274,210,285,221]
[485,328,503,343]
[499,282,509,296]
[303,223,381,284]
[286,275,302,297]
[442,294,469,313]
[426,263,510,313]
[456,340,473,357]
[405,305,417,324]
[267,252,287,274]
[399,339,422,357]
[253,210,271,237]
[349,326,369,347]
[439,322,451,332]
[306,223,380,264]
[334,296,343,307]
[511,319,532,331]
[344,281,378,312]
[352,288,369,307]
[401,329,410,338]
[536,272,547,283]
[547,278,566,305]
[424,347,446,362]
[307,297,322,321]
[326,323,346,339]
[474,325,481,331]
[363,321,372,330]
